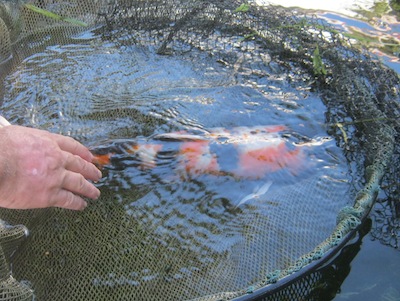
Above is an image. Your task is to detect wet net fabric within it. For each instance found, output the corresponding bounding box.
[0,1,399,300]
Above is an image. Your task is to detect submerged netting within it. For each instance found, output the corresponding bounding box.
[0,1,399,300]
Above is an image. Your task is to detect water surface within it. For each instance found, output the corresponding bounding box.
[0,32,356,299]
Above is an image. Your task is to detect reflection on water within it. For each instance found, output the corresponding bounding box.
[258,0,400,73]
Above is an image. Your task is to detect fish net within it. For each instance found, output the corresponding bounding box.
[0,0,399,300]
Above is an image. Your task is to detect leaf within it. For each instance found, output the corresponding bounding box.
[24,4,88,27]
[235,3,250,13]
[335,123,348,144]
[312,45,327,76]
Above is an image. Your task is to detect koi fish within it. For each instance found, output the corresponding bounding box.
[91,125,305,180]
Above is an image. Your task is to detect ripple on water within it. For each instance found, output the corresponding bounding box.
[1,37,354,294]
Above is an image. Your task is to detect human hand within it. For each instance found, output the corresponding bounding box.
[0,125,102,210]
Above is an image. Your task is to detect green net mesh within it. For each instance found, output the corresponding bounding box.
[0,1,399,300]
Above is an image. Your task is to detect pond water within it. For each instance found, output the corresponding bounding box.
[1,34,355,299]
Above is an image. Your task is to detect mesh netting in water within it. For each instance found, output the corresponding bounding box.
[0,1,399,300]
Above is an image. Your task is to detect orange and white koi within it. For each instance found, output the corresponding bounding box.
[92,125,305,179]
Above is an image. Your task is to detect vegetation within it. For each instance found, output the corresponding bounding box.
[24,4,88,27]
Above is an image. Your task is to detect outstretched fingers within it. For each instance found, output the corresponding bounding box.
[62,171,100,200]
[63,151,102,181]
[52,133,94,162]
[50,170,101,210]
[52,171,101,210]
[52,134,102,210]
[52,189,88,211]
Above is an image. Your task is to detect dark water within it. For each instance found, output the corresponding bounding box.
[336,236,400,301]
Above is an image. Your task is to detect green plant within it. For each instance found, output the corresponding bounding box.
[234,3,250,13]
[312,45,327,76]
[24,4,88,27]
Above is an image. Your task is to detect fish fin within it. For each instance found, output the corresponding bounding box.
[236,194,256,208]
[257,180,273,195]
[236,181,273,208]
